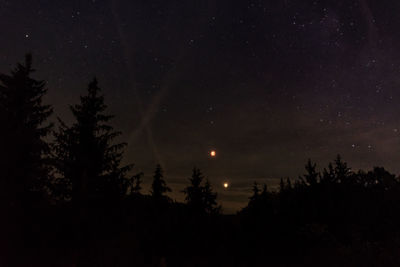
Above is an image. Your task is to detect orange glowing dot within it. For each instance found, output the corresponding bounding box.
[210,150,216,157]
[223,182,229,188]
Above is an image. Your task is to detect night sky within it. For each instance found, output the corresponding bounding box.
[2,0,400,213]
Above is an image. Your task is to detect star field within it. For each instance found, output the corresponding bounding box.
[2,0,400,212]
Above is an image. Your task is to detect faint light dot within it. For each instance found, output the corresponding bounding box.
[25,34,29,38]
[351,144,356,148]
[223,182,229,188]
[210,150,216,157]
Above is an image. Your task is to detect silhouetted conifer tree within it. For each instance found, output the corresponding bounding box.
[0,54,53,205]
[249,182,260,203]
[128,172,143,195]
[203,179,220,214]
[261,184,268,198]
[369,167,397,188]
[321,162,335,184]
[184,167,203,211]
[53,78,136,204]
[151,164,171,200]
[300,159,319,186]
[333,155,351,183]
[184,167,219,214]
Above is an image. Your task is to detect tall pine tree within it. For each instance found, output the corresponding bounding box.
[151,164,171,200]
[184,168,204,212]
[53,78,137,204]
[299,159,319,186]
[203,179,220,214]
[183,167,219,214]
[0,54,53,205]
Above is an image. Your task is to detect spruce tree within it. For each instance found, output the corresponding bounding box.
[203,179,220,214]
[0,54,53,205]
[321,162,335,184]
[53,78,136,204]
[260,184,269,199]
[184,168,204,212]
[183,167,219,214]
[300,159,319,186]
[128,172,143,195]
[333,155,351,184]
[151,164,171,200]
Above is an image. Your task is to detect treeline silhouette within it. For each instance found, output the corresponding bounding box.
[2,55,400,266]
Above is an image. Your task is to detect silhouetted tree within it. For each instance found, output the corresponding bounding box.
[0,54,53,205]
[203,179,220,214]
[243,182,273,214]
[249,182,260,203]
[300,159,319,186]
[321,162,335,184]
[184,167,203,212]
[184,167,219,214]
[127,172,143,195]
[333,154,351,183]
[151,164,171,200]
[52,78,135,204]
[260,184,269,198]
[368,167,397,188]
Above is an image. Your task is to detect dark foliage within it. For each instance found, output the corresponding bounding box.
[0,54,53,201]
[4,56,400,267]
[0,54,53,266]
[183,167,220,215]
[239,155,400,266]
[151,164,171,200]
[52,78,139,204]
